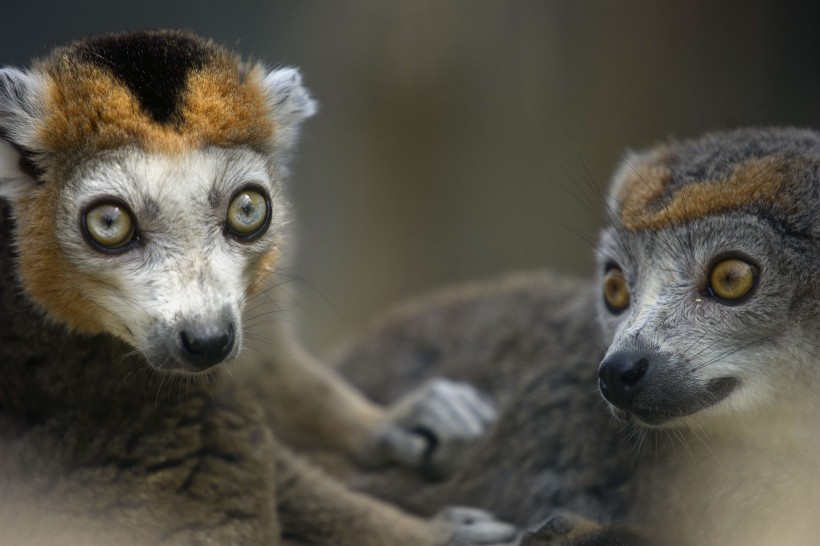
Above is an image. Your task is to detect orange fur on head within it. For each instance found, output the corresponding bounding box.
[181,64,274,151]
[36,37,275,174]
[616,155,800,232]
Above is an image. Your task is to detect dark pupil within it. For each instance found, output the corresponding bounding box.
[721,267,740,286]
[240,196,254,216]
[103,209,119,227]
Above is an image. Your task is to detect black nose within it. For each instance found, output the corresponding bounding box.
[598,352,650,409]
[178,322,235,371]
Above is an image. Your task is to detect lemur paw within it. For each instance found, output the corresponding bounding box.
[378,378,497,477]
[439,506,519,546]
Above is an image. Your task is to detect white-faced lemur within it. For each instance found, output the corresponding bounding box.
[0,30,517,545]
[334,127,820,546]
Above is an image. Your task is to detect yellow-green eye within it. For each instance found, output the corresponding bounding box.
[708,258,757,301]
[603,267,630,313]
[84,203,136,251]
[227,189,269,239]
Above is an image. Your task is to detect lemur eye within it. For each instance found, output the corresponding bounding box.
[603,267,630,314]
[708,258,758,302]
[226,188,270,240]
[83,202,137,251]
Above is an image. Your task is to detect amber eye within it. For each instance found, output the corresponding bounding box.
[603,267,630,313]
[226,188,270,239]
[83,202,136,251]
[708,258,757,302]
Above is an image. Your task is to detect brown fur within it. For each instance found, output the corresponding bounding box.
[36,33,274,178]
[247,248,281,296]
[13,182,110,333]
[617,153,801,232]
[0,31,517,546]
[181,63,274,151]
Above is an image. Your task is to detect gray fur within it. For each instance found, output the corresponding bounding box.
[262,68,318,161]
[334,128,820,545]
[333,272,634,527]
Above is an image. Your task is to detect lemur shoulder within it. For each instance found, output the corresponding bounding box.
[0,30,515,545]
[334,127,820,546]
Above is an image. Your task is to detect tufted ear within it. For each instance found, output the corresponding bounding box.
[0,140,38,199]
[604,151,636,220]
[0,68,47,198]
[261,67,317,158]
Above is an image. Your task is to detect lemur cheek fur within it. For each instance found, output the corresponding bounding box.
[14,184,109,333]
[247,248,279,296]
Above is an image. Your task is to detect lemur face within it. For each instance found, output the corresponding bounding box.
[38,147,282,372]
[0,31,315,373]
[595,129,820,428]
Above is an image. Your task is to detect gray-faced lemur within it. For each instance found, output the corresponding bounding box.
[0,30,517,545]
[334,127,820,546]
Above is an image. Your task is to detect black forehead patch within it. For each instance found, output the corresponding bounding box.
[76,31,213,124]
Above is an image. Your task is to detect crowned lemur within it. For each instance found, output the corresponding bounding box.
[334,127,820,546]
[0,30,518,545]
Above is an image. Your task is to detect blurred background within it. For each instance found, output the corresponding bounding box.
[3,1,819,354]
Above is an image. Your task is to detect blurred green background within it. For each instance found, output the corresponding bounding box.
[3,1,818,353]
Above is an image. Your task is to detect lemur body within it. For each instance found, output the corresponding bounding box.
[334,128,820,545]
[0,31,513,545]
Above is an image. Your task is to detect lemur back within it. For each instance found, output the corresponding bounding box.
[334,127,820,545]
[0,31,514,545]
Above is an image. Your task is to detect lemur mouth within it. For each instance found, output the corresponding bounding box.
[612,377,741,427]
[706,376,741,400]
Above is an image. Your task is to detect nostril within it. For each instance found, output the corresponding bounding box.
[180,329,231,355]
[598,376,609,397]
[598,365,613,392]
[178,323,236,370]
[180,330,195,354]
[620,357,648,387]
[599,353,651,409]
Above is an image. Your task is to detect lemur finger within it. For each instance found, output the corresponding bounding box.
[444,395,487,437]
[380,426,427,467]
[422,393,483,437]
[426,380,487,435]
[440,506,497,525]
[451,520,519,545]
[428,379,495,430]
[452,382,497,425]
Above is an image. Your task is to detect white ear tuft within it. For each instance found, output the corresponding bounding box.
[262,67,318,155]
[0,140,37,199]
[0,68,45,199]
[0,68,46,152]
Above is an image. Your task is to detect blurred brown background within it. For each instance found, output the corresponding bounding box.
[3,1,818,353]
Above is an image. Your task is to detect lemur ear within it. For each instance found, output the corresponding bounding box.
[261,67,317,155]
[0,140,38,198]
[605,150,642,219]
[0,68,46,198]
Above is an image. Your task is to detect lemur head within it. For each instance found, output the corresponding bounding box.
[596,128,819,428]
[0,30,316,373]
